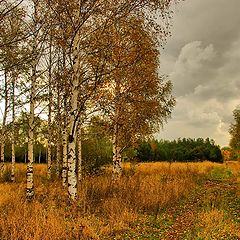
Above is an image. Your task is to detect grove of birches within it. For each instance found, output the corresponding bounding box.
[0,0,181,201]
[1,0,229,204]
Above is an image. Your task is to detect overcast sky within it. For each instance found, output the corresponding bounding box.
[156,0,240,147]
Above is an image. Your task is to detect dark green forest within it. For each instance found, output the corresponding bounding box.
[137,138,223,163]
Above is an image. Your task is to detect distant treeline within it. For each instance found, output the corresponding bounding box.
[137,138,223,163]
[3,137,223,169]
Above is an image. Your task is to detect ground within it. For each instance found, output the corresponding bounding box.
[0,161,239,239]
[116,163,240,240]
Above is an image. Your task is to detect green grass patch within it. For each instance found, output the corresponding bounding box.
[208,167,233,180]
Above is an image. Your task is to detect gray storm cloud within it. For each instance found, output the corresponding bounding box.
[171,41,216,97]
[158,0,240,146]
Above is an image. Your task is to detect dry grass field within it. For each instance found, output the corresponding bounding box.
[0,161,239,239]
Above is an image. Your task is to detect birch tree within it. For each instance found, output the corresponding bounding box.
[47,32,53,178]
[26,0,43,200]
[11,74,16,181]
[0,71,9,176]
[77,125,82,181]
[0,2,26,177]
[62,68,70,187]
[95,16,175,179]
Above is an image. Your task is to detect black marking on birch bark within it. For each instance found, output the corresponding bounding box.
[26,188,34,201]
[11,173,15,182]
[68,151,73,158]
[26,188,34,194]
[69,134,74,143]
[27,169,33,174]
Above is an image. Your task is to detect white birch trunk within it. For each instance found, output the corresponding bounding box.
[62,127,68,187]
[26,84,35,199]
[11,77,16,182]
[0,143,5,177]
[47,127,52,178]
[38,149,41,164]
[56,141,61,176]
[1,70,8,176]
[67,83,78,200]
[112,122,122,180]
[61,48,68,187]
[68,137,77,200]
[11,142,15,181]
[112,72,122,180]
[67,30,81,200]
[47,33,52,178]
[56,80,61,177]
[77,126,82,182]
[47,104,52,177]
[26,0,38,200]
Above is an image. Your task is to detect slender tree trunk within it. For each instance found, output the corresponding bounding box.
[26,0,38,200]
[11,142,15,181]
[26,77,35,199]
[112,121,122,180]
[47,130,52,177]
[61,48,68,187]
[38,148,41,164]
[68,128,78,200]
[67,31,81,200]
[47,105,52,177]
[47,33,53,178]
[24,150,27,164]
[1,70,8,176]
[56,140,61,175]
[67,83,78,200]
[56,78,61,176]
[11,76,16,182]
[77,126,82,182]
[62,127,68,187]
[112,75,122,180]
[0,143,5,177]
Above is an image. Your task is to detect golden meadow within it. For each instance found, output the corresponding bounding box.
[0,161,239,239]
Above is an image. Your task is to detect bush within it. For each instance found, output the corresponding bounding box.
[0,166,12,182]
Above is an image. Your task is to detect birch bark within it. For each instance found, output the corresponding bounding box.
[67,29,81,200]
[11,76,16,182]
[26,72,36,200]
[26,0,38,200]
[56,77,61,176]
[61,49,68,187]
[67,74,79,200]
[77,126,82,182]
[62,126,68,187]
[1,70,8,176]
[112,120,122,180]
[67,87,78,200]
[47,35,52,179]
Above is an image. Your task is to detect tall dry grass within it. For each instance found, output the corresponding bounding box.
[0,161,235,239]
